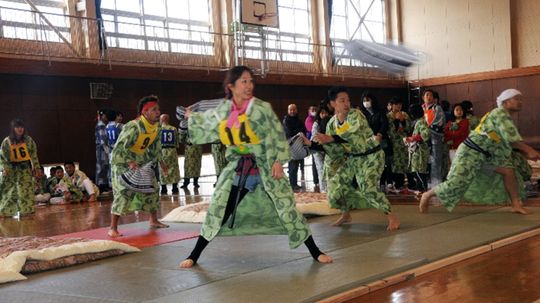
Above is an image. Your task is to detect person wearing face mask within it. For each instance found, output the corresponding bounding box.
[359,91,391,189]
[0,118,40,217]
[305,105,319,187]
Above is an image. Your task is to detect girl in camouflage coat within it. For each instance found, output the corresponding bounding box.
[420,89,540,214]
[311,86,400,230]
[404,104,431,192]
[108,96,169,237]
[179,66,332,268]
[0,119,40,217]
[387,98,411,191]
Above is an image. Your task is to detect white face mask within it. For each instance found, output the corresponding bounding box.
[363,101,372,109]
[309,111,317,117]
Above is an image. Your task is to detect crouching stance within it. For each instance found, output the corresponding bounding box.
[420,89,540,214]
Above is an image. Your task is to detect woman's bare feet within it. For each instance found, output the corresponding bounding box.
[107,229,122,237]
[386,213,400,231]
[88,194,97,202]
[317,254,333,263]
[179,259,195,268]
[511,201,530,215]
[332,212,351,226]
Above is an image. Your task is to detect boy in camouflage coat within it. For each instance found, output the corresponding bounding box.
[108,96,169,237]
[312,86,400,230]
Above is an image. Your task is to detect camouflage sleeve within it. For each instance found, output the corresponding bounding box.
[27,136,40,169]
[418,120,431,142]
[188,107,222,145]
[0,137,9,170]
[261,102,290,165]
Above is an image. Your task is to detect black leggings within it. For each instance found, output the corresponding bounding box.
[185,186,324,264]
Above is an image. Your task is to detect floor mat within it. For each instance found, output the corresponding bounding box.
[53,227,199,249]
[162,192,341,223]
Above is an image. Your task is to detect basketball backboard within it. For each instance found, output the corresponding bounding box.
[240,0,279,28]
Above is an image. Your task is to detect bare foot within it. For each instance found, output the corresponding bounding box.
[179,259,195,268]
[332,212,351,226]
[419,192,432,213]
[108,229,122,237]
[511,202,530,215]
[386,213,400,231]
[150,222,170,229]
[317,254,333,263]
[88,194,96,202]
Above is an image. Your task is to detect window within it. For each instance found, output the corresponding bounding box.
[0,0,69,42]
[101,0,213,55]
[330,0,386,66]
[238,0,313,63]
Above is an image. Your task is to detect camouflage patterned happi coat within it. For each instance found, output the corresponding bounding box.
[0,136,39,216]
[188,98,311,249]
[387,111,411,174]
[436,108,525,211]
[323,109,392,214]
[110,117,162,215]
[159,124,181,185]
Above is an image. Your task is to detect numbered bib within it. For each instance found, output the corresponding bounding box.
[106,125,120,145]
[218,114,260,154]
[335,121,350,135]
[9,142,31,162]
[130,131,157,155]
[161,129,176,147]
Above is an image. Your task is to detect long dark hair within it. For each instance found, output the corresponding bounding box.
[224,66,254,99]
[359,91,380,113]
[9,118,26,143]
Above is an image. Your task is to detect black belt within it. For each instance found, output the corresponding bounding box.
[345,145,382,157]
[162,145,176,149]
[463,137,491,159]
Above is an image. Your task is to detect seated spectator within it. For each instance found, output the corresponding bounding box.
[64,161,100,202]
[34,166,50,205]
[48,166,83,204]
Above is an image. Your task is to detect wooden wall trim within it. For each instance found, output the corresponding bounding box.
[410,65,540,87]
[0,57,407,88]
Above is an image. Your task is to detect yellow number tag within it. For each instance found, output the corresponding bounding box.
[130,131,157,155]
[9,143,31,162]
[218,114,260,147]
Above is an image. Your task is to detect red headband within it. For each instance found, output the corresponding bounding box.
[141,101,158,113]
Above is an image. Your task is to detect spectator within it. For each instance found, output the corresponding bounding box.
[159,114,181,195]
[64,161,99,202]
[48,166,83,204]
[34,166,50,205]
[95,109,111,193]
[422,89,446,187]
[283,103,306,191]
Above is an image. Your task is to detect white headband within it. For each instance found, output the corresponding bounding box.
[496,89,521,108]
